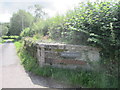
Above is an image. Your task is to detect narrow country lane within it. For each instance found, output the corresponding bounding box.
[0,42,47,88]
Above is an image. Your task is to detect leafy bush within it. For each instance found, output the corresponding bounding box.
[1,35,20,43]
[20,28,34,37]
[14,41,23,51]
[2,35,19,39]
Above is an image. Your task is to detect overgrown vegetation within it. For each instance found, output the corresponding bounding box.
[8,10,34,35]
[8,0,120,88]
[15,41,118,88]
[20,1,119,84]
[2,35,19,39]
[0,23,9,37]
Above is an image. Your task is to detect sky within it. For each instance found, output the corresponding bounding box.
[0,0,84,23]
[0,0,112,23]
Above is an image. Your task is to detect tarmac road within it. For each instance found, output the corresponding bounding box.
[0,42,47,88]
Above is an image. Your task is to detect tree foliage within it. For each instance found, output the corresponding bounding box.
[0,23,9,36]
[9,10,34,35]
[28,4,47,22]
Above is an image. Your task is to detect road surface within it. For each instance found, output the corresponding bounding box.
[0,42,48,88]
[0,42,71,88]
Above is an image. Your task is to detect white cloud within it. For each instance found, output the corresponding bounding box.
[0,0,98,23]
[0,0,43,2]
[51,0,81,14]
[0,13,12,23]
[43,0,82,17]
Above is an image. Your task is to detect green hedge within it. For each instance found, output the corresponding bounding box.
[2,35,19,39]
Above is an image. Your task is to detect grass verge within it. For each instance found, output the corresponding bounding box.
[14,41,118,88]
